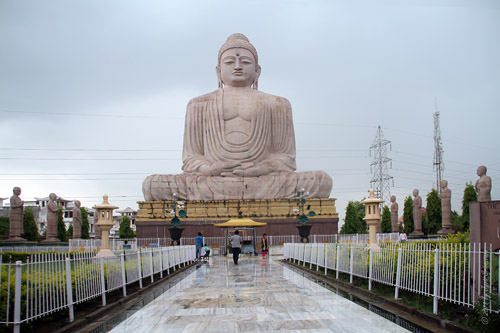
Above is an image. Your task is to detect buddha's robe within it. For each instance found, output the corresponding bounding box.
[142,89,332,201]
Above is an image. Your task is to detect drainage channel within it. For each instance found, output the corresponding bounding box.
[284,264,432,333]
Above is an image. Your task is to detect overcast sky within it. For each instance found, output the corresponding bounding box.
[1,0,499,226]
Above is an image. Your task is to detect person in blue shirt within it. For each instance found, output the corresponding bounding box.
[195,232,203,259]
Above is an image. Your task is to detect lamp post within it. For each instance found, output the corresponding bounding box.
[166,193,186,245]
[93,194,118,257]
[361,189,384,250]
[294,188,316,243]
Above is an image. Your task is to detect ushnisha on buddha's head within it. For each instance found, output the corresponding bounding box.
[216,33,261,89]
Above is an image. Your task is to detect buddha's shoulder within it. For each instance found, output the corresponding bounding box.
[253,90,291,108]
[187,90,219,106]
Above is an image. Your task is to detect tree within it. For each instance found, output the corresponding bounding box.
[461,182,477,231]
[381,205,392,233]
[403,196,414,234]
[451,210,462,232]
[81,207,90,239]
[354,200,367,233]
[0,216,9,236]
[340,201,360,234]
[119,216,135,239]
[22,207,39,241]
[57,206,67,242]
[67,224,73,238]
[424,189,441,235]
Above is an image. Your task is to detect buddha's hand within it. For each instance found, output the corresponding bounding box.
[200,161,241,176]
[232,162,270,177]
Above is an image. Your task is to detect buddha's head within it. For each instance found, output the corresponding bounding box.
[49,193,57,201]
[440,180,448,188]
[413,189,419,196]
[75,200,81,208]
[390,195,396,203]
[217,33,261,89]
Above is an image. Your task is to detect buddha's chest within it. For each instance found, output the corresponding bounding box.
[222,94,254,121]
[221,92,256,144]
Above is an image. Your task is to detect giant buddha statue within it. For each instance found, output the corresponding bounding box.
[142,33,332,201]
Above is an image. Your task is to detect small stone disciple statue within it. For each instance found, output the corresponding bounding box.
[475,165,491,202]
[72,200,82,239]
[411,189,424,236]
[142,33,332,201]
[438,180,453,234]
[8,187,25,241]
[390,195,399,233]
[44,193,59,242]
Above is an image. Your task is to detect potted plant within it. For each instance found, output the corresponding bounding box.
[294,189,316,243]
[166,195,187,245]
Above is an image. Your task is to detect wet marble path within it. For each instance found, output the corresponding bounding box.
[110,256,408,332]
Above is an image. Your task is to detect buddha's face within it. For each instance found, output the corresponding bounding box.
[219,48,259,88]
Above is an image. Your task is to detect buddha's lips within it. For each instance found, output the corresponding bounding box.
[232,71,243,75]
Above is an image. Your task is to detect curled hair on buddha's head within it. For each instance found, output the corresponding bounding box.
[216,33,260,90]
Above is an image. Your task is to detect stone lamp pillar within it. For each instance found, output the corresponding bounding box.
[93,194,118,257]
[361,189,384,250]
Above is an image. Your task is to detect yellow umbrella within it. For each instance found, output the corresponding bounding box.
[214,218,267,256]
[214,218,267,227]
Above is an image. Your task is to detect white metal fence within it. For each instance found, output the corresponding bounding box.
[67,233,400,254]
[0,245,196,332]
[284,242,500,315]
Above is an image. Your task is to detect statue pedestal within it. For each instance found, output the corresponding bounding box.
[136,198,339,238]
[470,201,500,251]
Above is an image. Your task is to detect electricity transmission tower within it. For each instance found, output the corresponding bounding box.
[369,126,393,205]
[433,110,444,193]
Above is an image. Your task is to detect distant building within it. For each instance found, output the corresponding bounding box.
[110,207,137,238]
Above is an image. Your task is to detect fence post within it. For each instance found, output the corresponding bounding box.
[324,244,328,275]
[100,256,106,306]
[368,247,373,291]
[149,249,154,283]
[137,250,143,288]
[394,246,402,299]
[349,245,354,284]
[13,261,22,333]
[433,248,439,315]
[336,244,340,279]
[159,248,163,279]
[65,258,74,322]
[120,253,127,297]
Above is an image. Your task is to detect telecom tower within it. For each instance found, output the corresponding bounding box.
[369,126,393,205]
[433,110,444,193]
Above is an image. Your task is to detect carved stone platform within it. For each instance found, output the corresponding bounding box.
[136,198,339,238]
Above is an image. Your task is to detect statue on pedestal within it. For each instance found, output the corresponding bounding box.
[390,195,399,233]
[8,187,25,241]
[438,180,453,234]
[72,200,82,239]
[44,193,59,242]
[142,33,332,201]
[411,189,424,236]
[475,165,491,202]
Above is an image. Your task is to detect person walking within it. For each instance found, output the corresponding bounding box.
[195,232,203,259]
[230,230,242,265]
[261,233,269,259]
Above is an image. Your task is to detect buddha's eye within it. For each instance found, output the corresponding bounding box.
[222,57,235,64]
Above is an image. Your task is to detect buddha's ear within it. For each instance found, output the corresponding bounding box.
[253,65,261,90]
[216,65,223,88]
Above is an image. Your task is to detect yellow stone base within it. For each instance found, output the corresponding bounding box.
[137,198,338,222]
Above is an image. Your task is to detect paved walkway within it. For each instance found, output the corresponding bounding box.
[110,256,408,332]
